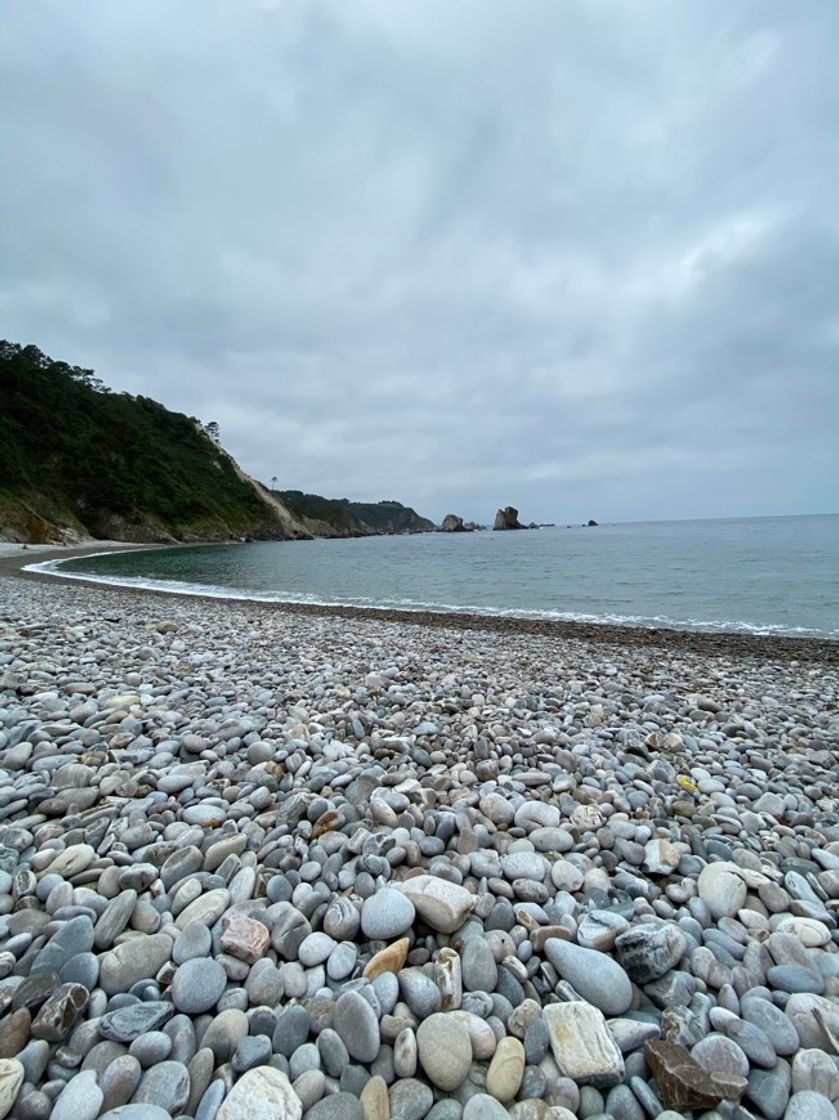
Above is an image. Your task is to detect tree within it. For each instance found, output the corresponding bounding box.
[205,421,220,444]
[270,476,279,492]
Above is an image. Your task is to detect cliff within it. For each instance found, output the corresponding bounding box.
[279,492,434,537]
[0,341,312,544]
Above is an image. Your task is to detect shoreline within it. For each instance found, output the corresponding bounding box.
[1,545,837,1118]
[1,541,837,665]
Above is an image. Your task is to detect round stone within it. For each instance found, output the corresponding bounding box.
[544,939,633,1016]
[784,1091,837,1120]
[697,864,747,920]
[416,1012,472,1091]
[361,890,416,940]
[171,958,227,1014]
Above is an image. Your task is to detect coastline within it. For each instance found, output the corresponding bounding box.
[1,542,837,1117]
[1,541,837,665]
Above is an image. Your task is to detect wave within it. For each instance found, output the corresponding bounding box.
[25,556,839,639]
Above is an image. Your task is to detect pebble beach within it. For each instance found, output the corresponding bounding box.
[0,554,837,1120]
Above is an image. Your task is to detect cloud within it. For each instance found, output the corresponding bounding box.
[1,0,837,523]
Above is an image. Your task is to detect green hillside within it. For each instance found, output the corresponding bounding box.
[280,491,434,536]
[0,341,304,543]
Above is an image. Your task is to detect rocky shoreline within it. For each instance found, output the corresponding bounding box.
[0,569,837,1120]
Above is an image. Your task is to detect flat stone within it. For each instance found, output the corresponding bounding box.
[400,876,474,934]
[99,933,173,995]
[216,1067,302,1120]
[99,1002,174,1042]
[361,889,416,939]
[543,1002,625,1088]
[544,939,633,1015]
[741,996,801,1056]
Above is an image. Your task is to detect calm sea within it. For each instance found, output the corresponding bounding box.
[32,515,839,638]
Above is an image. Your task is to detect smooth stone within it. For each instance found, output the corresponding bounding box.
[389,1077,434,1120]
[133,1060,191,1114]
[416,1013,472,1092]
[741,997,801,1056]
[171,957,227,1014]
[99,1002,174,1043]
[747,1063,791,1120]
[51,1069,103,1120]
[99,934,173,995]
[400,876,474,934]
[784,1091,837,1120]
[333,991,381,1064]
[486,1035,525,1103]
[173,921,213,965]
[691,1035,750,1080]
[463,1095,510,1120]
[543,1003,625,1088]
[544,940,633,1016]
[698,864,748,920]
[360,1074,389,1120]
[0,1059,24,1120]
[306,1092,363,1120]
[361,890,416,940]
[216,1067,302,1120]
[460,939,498,993]
[791,1051,839,1099]
[99,1109,171,1120]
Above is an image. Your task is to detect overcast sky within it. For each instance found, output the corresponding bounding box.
[2,1,837,524]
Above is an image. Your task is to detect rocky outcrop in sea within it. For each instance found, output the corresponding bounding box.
[0,573,837,1120]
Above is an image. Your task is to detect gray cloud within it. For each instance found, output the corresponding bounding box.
[1,0,837,523]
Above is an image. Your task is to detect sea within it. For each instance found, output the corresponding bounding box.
[30,514,839,639]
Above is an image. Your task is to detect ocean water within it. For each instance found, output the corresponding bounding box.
[31,514,839,638]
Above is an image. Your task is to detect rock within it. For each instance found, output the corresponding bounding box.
[792,1050,839,1099]
[171,957,227,1014]
[613,924,687,983]
[486,1035,525,1102]
[30,982,88,1041]
[388,1077,433,1120]
[461,937,498,992]
[697,863,748,919]
[51,1070,103,1120]
[644,1039,746,1112]
[333,990,381,1064]
[400,876,474,934]
[216,1067,302,1120]
[544,939,633,1015]
[784,1091,837,1120]
[692,1034,750,1079]
[99,933,173,995]
[416,1013,472,1091]
[306,1093,363,1120]
[360,1074,390,1120]
[543,1003,625,1088]
[441,515,468,533]
[98,1002,174,1042]
[0,1059,24,1120]
[493,506,525,530]
[363,938,410,980]
[220,913,270,963]
[362,890,416,940]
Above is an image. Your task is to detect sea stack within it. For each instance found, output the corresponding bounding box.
[493,506,525,530]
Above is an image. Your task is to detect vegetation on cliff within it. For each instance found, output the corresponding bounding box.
[279,491,434,536]
[0,341,305,543]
